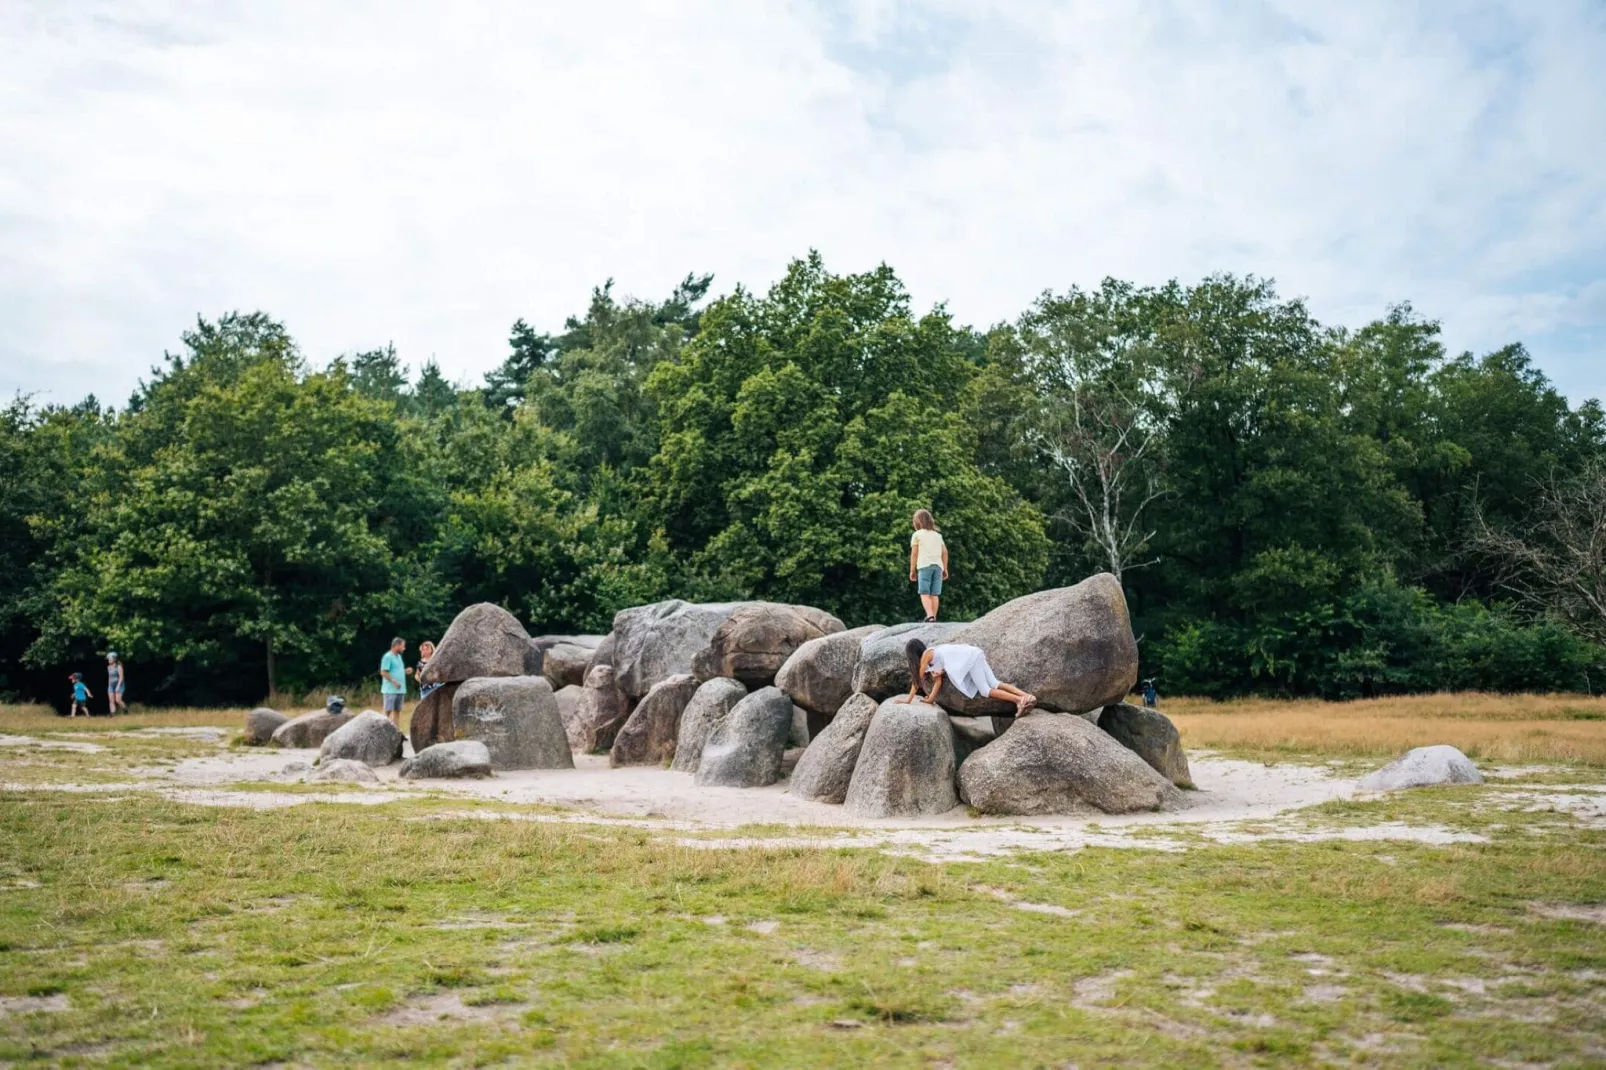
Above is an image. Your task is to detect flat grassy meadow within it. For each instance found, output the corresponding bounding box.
[1,694,1604,1067]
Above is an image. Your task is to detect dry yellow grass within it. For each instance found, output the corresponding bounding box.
[1165,691,1606,765]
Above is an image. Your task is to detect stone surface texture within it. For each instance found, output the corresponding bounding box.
[957,712,1181,815]
[611,673,700,767]
[244,707,287,746]
[694,686,795,788]
[671,678,749,773]
[1097,703,1194,788]
[843,698,959,818]
[318,710,405,766]
[451,676,574,770]
[775,625,884,716]
[399,740,494,779]
[270,710,354,749]
[691,603,846,687]
[851,622,965,699]
[1357,745,1484,792]
[408,683,459,754]
[788,693,879,804]
[420,603,533,685]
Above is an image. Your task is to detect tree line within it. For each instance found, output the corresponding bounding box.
[3,253,1603,707]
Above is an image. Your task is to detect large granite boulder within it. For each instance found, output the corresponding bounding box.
[851,622,965,700]
[843,699,958,818]
[671,677,749,773]
[695,686,794,788]
[420,603,533,685]
[244,707,287,746]
[553,684,582,732]
[789,693,878,804]
[569,664,632,753]
[1358,745,1484,792]
[1097,703,1192,788]
[408,683,460,753]
[612,600,744,700]
[270,710,354,749]
[306,758,380,785]
[399,740,493,780]
[452,676,574,771]
[611,674,699,767]
[318,710,405,766]
[692,603,846,688]
[938,574,1139,716]
[541,642,596,691]
[584,632,617,676]
[958,712,1181,815]
[776,625,884,717]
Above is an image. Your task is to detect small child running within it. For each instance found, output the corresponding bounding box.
[68,673,93,718]
[908,509,949,622]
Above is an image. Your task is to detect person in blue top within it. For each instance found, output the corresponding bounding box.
[380,637,408,729]
[1141,678,1158,707]
[106,652,128,715]
[68,673,93,718]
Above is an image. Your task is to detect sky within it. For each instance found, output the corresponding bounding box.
[2,0,1604,408]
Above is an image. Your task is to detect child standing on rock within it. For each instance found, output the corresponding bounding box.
[908,509,949,621]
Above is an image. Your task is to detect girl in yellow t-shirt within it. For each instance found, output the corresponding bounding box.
[908,509,949,621]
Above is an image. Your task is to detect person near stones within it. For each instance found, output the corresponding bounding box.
[908,509,949,622]
[68,672,93,718]
[899,638,1036,714]
[380,637,408,729]
[411,640,441,700]
[1141,678,1158,707]
[106,651,128,715]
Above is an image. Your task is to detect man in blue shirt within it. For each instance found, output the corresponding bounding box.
[380,637,408,728]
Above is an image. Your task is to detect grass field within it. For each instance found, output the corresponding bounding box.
[2,693,1604,1067]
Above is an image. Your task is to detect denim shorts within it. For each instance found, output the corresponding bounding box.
[917,565,944,596]
[383,693,404,713]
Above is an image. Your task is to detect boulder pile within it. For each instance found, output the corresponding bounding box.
[373,573,1191,821]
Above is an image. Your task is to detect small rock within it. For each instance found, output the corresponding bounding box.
[319,710,405,766]
[399,740,494,780]
[270,710,354,749]
[306,758,380,785]
[243,707,287,746]
[1358,745,1484,792]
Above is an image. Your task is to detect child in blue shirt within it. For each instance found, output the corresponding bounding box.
[69,673,93,718]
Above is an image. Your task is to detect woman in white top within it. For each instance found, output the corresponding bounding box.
[898,638,1037,714]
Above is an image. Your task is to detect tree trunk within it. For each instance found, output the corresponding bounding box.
[266,636,276,698]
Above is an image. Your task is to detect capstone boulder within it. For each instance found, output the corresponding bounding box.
[612,600,745,700]
[776,625,884,716]
[851,621,965,700]
[420,603,534,685]
[692,602,846,687]
[938,573,1138,716]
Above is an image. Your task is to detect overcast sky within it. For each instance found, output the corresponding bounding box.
[2,1,1603,408]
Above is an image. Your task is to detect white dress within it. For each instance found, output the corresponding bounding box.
[929,644,1000,698]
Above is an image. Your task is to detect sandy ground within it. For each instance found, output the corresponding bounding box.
[7,729,1590,859]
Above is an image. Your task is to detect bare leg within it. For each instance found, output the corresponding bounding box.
[988,685,1036,714]
[920,593,939,620]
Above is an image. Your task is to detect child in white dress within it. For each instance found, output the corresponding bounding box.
[898,639,1037,714]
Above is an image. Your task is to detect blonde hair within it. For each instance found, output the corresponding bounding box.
[913,509,938,531]
[419,641,436,656]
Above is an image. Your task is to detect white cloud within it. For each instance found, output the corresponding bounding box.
[1,0,1602,406]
